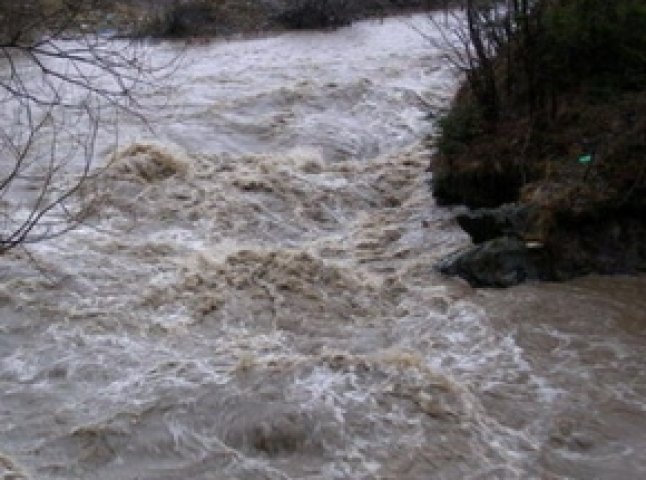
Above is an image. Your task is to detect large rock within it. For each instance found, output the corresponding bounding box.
[439,208,646,287]
[437,237,549,288]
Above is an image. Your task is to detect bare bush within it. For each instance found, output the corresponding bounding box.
[0,1,164,253]
[424,1,514,122]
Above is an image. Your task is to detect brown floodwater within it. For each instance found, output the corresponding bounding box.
[1,13,644,480]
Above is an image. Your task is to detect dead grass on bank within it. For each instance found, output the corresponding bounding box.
[433,87,646,216]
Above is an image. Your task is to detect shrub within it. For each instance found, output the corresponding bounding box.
[276,0,352,30]
[436,102,484,157]
[138,0,217,38]
[541,0,646,92]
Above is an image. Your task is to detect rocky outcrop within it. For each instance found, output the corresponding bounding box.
[437,203,549,287]
[437,236,549,288]
[437,202,646,288]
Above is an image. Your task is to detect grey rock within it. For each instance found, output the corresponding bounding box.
[437,237,548,288]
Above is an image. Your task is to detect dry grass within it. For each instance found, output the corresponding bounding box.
[433,87,646,215]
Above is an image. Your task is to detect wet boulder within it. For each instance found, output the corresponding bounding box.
[437,237,549,288]
[225,408,313,456]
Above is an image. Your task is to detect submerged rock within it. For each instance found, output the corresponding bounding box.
[225,407,314,456]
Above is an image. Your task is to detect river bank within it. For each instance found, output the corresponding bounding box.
[110,0,445,38]
[431,2,646,287]
[433,89,646,287]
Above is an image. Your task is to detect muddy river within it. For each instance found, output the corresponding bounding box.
[1,13,645,480]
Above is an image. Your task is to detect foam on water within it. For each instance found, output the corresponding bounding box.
[1,12,646,480]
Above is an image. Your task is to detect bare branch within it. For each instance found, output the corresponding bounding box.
[0,0,172,253]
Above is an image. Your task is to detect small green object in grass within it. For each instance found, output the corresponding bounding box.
[578,154,593,164]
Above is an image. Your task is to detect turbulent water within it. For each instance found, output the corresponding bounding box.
[1,14,645,480]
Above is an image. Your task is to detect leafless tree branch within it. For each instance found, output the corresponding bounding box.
[0,0,173,253]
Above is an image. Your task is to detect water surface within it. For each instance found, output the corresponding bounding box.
[1,13,645,480]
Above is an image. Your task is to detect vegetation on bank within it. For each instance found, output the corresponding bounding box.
[434,0,646,209]
[112,0,443,38]
[432,0,646,283]
[1,0,442,39]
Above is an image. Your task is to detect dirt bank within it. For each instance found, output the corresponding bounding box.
[433,88,646,287]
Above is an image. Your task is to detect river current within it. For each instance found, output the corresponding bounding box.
[1,14,645,480]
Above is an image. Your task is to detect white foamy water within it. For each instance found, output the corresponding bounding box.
[1,13,645,480]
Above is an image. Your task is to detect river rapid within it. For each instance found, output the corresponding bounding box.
[1,13,645,480]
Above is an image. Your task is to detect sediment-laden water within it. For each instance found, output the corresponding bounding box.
[1,14,645,480]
